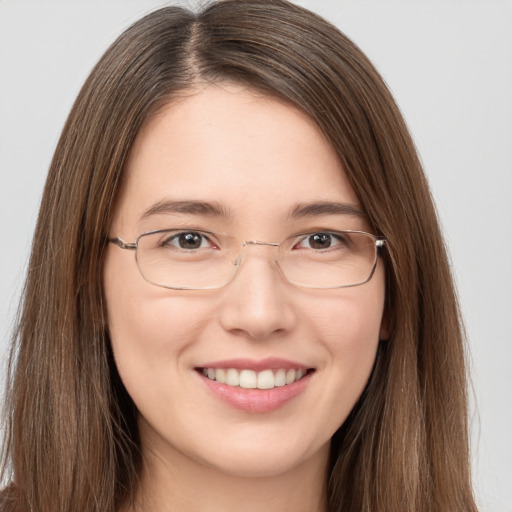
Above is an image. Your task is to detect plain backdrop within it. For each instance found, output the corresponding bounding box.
[0,1,511,510]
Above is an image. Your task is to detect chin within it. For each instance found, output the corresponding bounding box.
[189,432,330,479]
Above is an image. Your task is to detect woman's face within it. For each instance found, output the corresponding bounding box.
[104,84,387,479]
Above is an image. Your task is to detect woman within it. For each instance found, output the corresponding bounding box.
[0,1,478,510]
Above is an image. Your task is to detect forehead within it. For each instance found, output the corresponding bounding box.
[112,84,362,234]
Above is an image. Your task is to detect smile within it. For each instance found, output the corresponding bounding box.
[196,358,315,412]
[200,367,309,389]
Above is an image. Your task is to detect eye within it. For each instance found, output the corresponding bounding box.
[295,232,345,250]
[162,231,215,250]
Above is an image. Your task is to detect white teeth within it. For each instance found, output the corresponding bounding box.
[226,368,240,387]
[202,367,309,389]
[240,369,257,389]
[257,369,275,389]
[215,368,226,384]
[274,368,286,387]
[285,369,296,385]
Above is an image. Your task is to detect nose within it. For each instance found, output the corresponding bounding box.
[218,246,297,340]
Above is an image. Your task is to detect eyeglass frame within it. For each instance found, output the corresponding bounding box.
[108,228,386,290]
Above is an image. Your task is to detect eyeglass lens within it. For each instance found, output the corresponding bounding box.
[133,229,382,290]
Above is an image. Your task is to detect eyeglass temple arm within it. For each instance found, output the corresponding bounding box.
[108,234,386,251]
[109,237,137,250]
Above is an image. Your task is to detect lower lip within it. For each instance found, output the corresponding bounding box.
[199,372,313,413]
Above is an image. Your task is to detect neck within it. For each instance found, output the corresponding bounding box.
[125,428,329,512]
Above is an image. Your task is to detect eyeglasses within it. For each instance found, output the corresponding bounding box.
[109,228,385,290]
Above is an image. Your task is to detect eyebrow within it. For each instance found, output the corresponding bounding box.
[288,201,366,219]
[139,199,365,222]
[140,200,232,221]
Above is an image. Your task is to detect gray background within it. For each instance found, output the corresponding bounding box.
[1,1,511,510]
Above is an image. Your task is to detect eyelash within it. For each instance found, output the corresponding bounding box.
[161,231,218,250]
[159,230,348,251]
[294,232,347,251]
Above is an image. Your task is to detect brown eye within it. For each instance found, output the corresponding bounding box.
[178,232,203,249]
[162,232,211,250]
[308,233,332,249]
[295,232,343,250]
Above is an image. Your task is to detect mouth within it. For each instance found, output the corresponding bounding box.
[196,367,314,390]
[195,358,315,412]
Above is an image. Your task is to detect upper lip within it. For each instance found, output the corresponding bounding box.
[197,357,312,372]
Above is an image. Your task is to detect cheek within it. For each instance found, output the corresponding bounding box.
[308,281,385,354]
[302,281,385,424]
[105,291,210,372]
[103,250,212,390]
[322,299,381,384]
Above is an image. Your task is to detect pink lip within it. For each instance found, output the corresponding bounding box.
[196,365,314,414]
[197,357,309,372]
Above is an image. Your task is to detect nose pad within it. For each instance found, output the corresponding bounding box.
[219,243,296,339]
[229,241,281,283]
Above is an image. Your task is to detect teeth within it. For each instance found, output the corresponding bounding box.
[215,368,226,384]
[285,369,296,385]
[240,369,257,389]
[274,368,286,387]
[257,369,274,389]
[226,368,240,387]
[202,367,308,389]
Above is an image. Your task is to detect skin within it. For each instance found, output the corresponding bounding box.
[104,83,387,512]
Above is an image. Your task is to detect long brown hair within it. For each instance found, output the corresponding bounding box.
[1,1,477,510]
